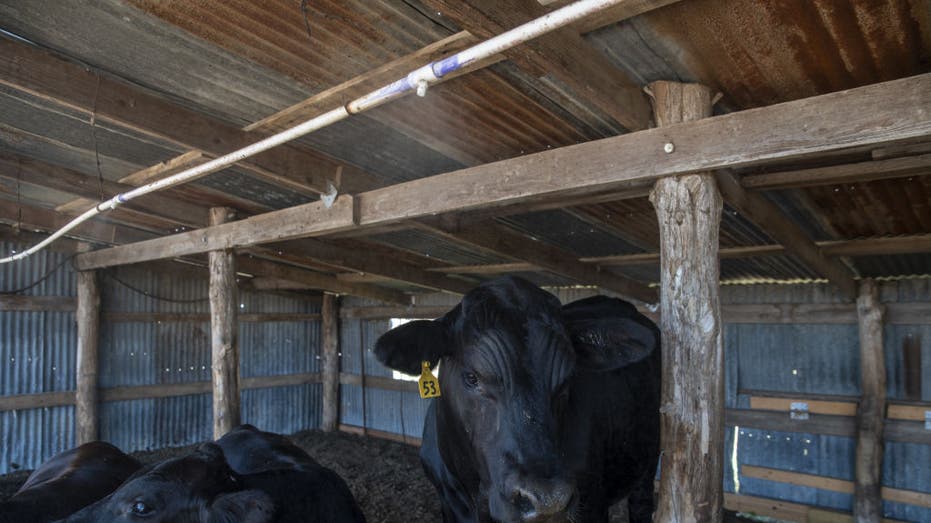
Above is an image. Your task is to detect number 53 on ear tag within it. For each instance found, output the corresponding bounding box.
[419,361,441,399]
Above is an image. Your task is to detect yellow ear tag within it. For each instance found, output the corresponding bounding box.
[418,361,441,399]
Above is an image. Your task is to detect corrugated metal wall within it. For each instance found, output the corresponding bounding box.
[0,240,76,474]
[1,240,322,474]
[344,281,931,521]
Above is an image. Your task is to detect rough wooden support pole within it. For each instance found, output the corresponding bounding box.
[649,81,725,523]
[855,279,886,523]
[321,293,340,432]
[75,242,100,444]
[209,207,240,439]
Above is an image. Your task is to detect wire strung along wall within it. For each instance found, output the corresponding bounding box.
[0,239,323,474]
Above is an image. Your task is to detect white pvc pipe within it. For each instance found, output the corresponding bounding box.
[1,0,624,265]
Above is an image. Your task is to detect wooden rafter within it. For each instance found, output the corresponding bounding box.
[420,0,652,131]
[741,152,931,190]
[716,171,857,298]
[0,38,371,196]
[73,74,931,274]
[0,150,207,228]
[419,219,657,302]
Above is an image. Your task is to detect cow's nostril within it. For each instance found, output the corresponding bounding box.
[513,481,575,521]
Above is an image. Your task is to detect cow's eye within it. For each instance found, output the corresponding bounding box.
[131,500,153,516]
[462,371,480,388]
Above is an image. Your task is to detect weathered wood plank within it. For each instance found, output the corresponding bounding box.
[0,38,352,195]
[649,81,723,523]
[102,312,321,322]
[422,219,656,302]
[0,151,207,228]
[75,75,931,269]
[321,294,340,432]
[0,295,77,312]
[717,170,857,298]
[0,391,75,412]
[749,396,858,417]
[209,208,240,439]
[743,465,931,509]
[855,280,886,522]
[236,256,410,305]
[76,196,356,270]
[339,306,453,320]
[741,153,931,190]
[355,74,931,228]
[422,0,651,131]
[75,243,99,444]
[270,238,475,295]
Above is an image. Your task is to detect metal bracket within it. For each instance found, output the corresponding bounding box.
[321,180,339,209]
[790,402,810,421]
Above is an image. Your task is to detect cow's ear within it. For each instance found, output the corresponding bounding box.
[374,306,458,376]
[563,297,657,371]
[208,490,274,523]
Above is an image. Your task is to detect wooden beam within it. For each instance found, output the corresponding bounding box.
[0,295,76,312]
[236,256,410,306]
[74,242,100,444]
[0,151,207,228]
[75,196,356,270]
[741,153,931,190]
[422,219,657,302]
[75,74,931,269]
[321,294,340,432]
[742,465,931,510]
[648,81,724,523]
[269,239,475,295]
[209,207,240,439]
[247,31,491,132]
[854,280,886,522]
[0,38,355,195]
[102,312,320,323]
[717,170,858,298]
[1,200,157,247]
[339,305,453,320]
[421,0,651,131]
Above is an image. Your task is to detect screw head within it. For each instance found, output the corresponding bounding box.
[664,142,675,154]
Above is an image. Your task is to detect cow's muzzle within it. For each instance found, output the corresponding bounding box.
[507,476,576,522]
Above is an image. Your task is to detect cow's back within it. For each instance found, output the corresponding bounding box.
[0,441,141,523]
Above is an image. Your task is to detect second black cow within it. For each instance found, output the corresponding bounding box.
[375,276,661,523]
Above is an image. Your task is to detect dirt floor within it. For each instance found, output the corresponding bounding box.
[1,430,754,522]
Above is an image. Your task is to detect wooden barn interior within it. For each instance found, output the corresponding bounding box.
[0,0,930,521]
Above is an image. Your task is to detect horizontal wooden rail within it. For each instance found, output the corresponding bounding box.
[746,392,931,422]
[0,372,322,412]
[742,465,931,509]
[0,295,76,312]
[726,409,929,445]
[339,372,419,393]
[723,492,907,523]
[102,312,321,323]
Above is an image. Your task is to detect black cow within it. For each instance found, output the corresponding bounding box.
[216,424,366,522]
[62,435,365,523]
[375,276,661,523]
[0,441,141,523]
[215,424,318,474]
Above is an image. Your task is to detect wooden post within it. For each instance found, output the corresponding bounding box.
[75,242,100,444]
[854,279,886,522]
[209,207,240,439]
[321,293,340,431]
[648,81,725,523]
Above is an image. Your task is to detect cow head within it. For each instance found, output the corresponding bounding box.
[375,277,656,522]
[60,443,274,523]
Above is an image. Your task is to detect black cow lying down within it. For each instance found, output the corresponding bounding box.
[0,441,141,523]
[61,427,365,523]
[376,276,661,523]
